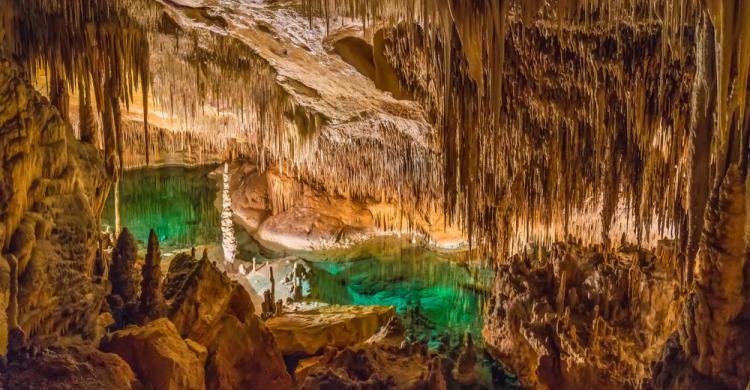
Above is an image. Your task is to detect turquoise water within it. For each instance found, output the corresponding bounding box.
[302,240,493,343]
[103,166,491,340]
[102,166,516,387]
[101,165,221,252]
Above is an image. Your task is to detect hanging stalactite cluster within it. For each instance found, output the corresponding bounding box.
[0,0,161,176]
[302,0,750,262]
[5,0,748,265]
[134,2,446,234]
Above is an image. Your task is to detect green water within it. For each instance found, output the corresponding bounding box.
[301,239,493,343]
[102,166,517,387]
[101,165,221,252]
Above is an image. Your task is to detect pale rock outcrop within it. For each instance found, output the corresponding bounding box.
[296,317,445,389]
[229,162,465,251]
[163,251,292,390]
[265,304,395,355]
[101,318,207,390]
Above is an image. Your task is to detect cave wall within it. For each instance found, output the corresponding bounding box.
[0,55,109,354]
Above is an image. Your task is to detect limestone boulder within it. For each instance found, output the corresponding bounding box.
[266,304,395,355]
[100,318,207,390]
[296,317,442,390]
[164,253,292,390]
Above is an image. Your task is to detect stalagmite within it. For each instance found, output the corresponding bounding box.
[108,228,140,327]
[270,266,276,305]
[6,255,25,354]
[138,230,165,323]
[78,78,98,145]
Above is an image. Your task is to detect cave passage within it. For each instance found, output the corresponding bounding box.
[102,166,491,340]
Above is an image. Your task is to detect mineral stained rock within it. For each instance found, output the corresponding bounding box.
[101,318,207,390]
[265,304,395,355]
[138,229,166,323]
[0,54,109,353]
[3,343,140,390]
[484,241,684,389]
[164,251,292,390]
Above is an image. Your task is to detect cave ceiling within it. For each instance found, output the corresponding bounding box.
[1,0,749,259]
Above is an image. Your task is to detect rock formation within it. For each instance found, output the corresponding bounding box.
[3,343,140,390]
[138,229,166,323]
[484,241,684,388]
[108,228,140,327]
[101,318,207,390]
[163,251,292,390]
[0,53,109,355]
[265,304,395,355]
[229,162,465,251]
[296,317,455,389]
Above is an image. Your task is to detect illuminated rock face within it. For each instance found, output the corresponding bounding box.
[484,242,684,388]
[265,304,395,355]
[163,252,292,390]
[229,162,465,251]
[101,318,207,390]
[2,0,750,389]
[0,55,109,355]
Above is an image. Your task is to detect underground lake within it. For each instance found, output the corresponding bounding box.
[102,164,517,388]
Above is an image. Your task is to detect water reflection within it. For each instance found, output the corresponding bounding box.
[102,165,221,252]
[302,238,492,342]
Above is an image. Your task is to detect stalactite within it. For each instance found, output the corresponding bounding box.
[685,9,716,286]
[298,0,726,259]
[141,38,151,165]
[1,0,156,177]
[78,76,98,144]
[102,76,118,178]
